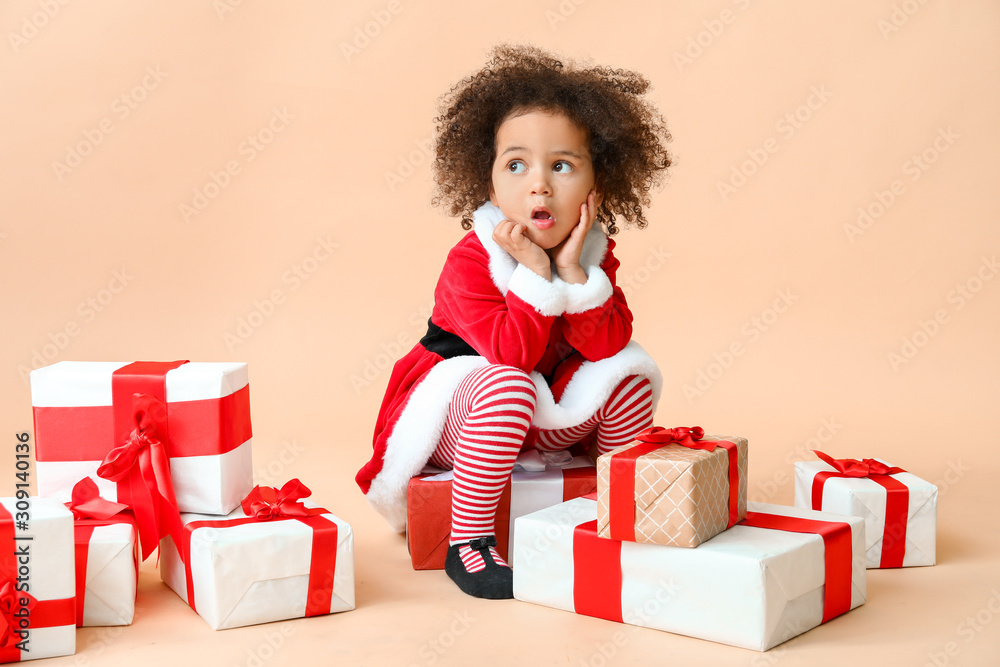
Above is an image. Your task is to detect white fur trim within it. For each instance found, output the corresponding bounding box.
[508,264,565,316]
[473,203,518,295]
[365,356,489,533]
[559,264,614,315]
[530,341,663,431]
[472,202,609,304]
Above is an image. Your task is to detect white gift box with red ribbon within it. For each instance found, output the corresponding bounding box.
[74,521,137,627]
[158,482,355,630]
[0,498,75,663]
[30,361,253,516]
[793,456,937,568]
[512,497,867,651]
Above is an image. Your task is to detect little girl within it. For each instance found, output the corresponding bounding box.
[356,44,672,599]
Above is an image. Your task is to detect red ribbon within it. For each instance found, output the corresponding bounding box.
[608,427,740,542]
[177,479,338,618]
[740,512,854,623]
[66,478,138,627]
[810,450,909,568]
[573,520,623,622]
[33,384,252,462]
[97,390,183,562]
[0,505,75,662]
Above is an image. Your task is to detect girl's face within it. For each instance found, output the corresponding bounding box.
[489,109,602,250]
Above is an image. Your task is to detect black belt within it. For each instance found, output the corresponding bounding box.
[419,318,479,359]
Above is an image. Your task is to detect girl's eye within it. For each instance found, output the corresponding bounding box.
[506,161,527,174]
[553,161,574,173]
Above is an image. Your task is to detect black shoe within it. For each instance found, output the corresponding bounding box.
[444,536,513,600]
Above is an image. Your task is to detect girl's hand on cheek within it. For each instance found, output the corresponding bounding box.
[493,220,552,281]
[548,190,597,285]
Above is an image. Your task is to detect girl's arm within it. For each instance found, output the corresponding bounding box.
[559,238,634,361]
[433,241,561,373]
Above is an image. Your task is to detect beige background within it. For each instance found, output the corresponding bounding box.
[3,1,999,664]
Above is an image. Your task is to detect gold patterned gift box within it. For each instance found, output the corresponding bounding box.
[596,427,748,547]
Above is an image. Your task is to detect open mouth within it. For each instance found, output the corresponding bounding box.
[531,207,554,228]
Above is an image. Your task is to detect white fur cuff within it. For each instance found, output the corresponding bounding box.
[508,264,565,316]
[560,264,614,315]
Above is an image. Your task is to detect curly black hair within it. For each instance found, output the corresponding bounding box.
[431,44,672,234]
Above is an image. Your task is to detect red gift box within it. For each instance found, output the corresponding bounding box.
[406,456,596,570]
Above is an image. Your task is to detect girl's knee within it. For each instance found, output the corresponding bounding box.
[481,364,537,396]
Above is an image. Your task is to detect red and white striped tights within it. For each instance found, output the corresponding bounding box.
[428,364,654,573]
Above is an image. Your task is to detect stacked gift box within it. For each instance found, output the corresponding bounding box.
[406,450,598,569]
[14,360,355,662]
[511,426,939,651]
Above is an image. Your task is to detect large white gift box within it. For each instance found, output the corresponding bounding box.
[159,483,355,630]
[31,360,254,515]
[794,455,937,568]
[512,497,866,651]
[0,498,75,663]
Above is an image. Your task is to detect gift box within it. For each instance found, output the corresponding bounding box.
[596,427,748,547]
[0,497,75,662]
[406,452,596,570]
[66,479,137,626]
[31,360,253,516]
[159,480,354,630]
[794,451,937,568]
[514,497,866,651]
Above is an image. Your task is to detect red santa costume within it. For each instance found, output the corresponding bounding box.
[356,202,662,532]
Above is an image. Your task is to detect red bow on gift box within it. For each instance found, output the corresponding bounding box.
[608,427,742,542]
[635,426,711,450]
[65,478,129,521]
[97,393,182,561]
[241,479,314,520]
[813,450,905,478]
[0,582,36,648]
[811,450,909,568]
